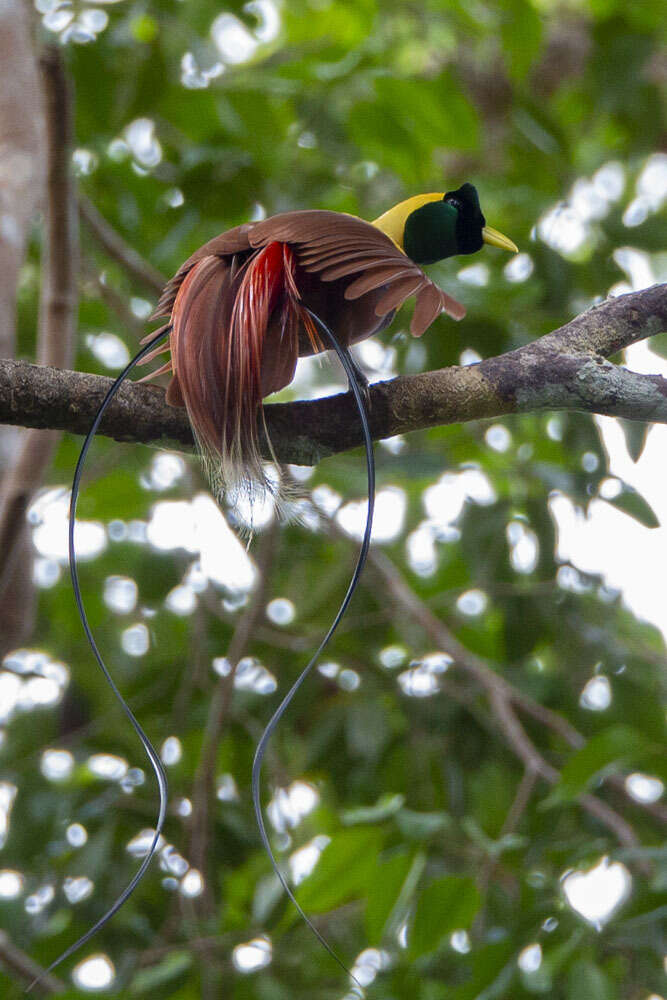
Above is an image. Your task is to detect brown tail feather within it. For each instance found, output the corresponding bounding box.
[167,246,300,502]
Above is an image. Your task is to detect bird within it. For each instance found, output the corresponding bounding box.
[39,183,516,993]
[140,183,517,497]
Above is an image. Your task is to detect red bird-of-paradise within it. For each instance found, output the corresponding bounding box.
[141,183,517,496]
[38,184,517,993]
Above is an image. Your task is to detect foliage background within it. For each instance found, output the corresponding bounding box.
[1,0,665,997]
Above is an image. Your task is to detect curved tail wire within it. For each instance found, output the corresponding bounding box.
[251,308,375,995]
[28,326,172,992]
[32,313,373,994]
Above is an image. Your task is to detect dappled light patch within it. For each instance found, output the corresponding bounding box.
[289,835,331,885]
[267,781,319,834]
[378,645,407,669]
[518,942,542,973]
[456,588,488,617]
[0,869,23,899]
[235,658,278,694]
[485,424,512,452]
[180,868,204,898]
[63,876,94,904]
[25,884,55,915]
[41,749,74,782]
[216,774,239,802]
[126,829,165,858]
[336,486,406,543]
[212,656,278,695]
[622,152,667,228]
[562,857,632,929]
[0,783,17,850]
[232,936,272,973]
[266,597,295,625]
[450,929,471,954]
[120,623,149,656]
[507,520,539,573]
[160,736,182,766]
[164,584,196,615]
[624,772,663,804]
[88,753,128,781]
[85,332,129,370]
[72,954,115,991]
[1,650,69,724]
[398,652,452,698]
[353,338,398,381]
[140,453,186,492]
[66,823,88,847]
[30,488,106,562]
[103,575,137,614]
[504,252,534,283]
[579,674,612,711]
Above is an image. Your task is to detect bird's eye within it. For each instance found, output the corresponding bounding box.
[444,195,463,213]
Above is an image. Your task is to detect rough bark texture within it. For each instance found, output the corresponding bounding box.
[0,285,665,466]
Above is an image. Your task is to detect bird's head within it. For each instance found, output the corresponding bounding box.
[403,183,517,265]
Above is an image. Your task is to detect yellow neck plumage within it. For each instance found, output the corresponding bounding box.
[370,193,445,252]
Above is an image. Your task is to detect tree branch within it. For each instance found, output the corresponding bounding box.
[0,286,665,463]
[369,547,660,865]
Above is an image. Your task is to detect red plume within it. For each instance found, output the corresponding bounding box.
[167,243,301,500]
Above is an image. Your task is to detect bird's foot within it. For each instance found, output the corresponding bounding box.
[346,354,372,412]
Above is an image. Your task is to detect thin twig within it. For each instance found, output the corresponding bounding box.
[79,194,166,295]
[80,261,145,337]
[189,523,279,897]
[0,931,65,994]
[474,767,539,933]
[369,548,658,865]
[502,768,540,840]
[137,935,233,966]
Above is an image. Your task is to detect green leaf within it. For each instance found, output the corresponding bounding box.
[364,850,413,943]
[603,484,660,528]
[395,809,452,840]
[544,725,653,805]
[129,952,192,992]
[444,939,516,999]
[409,876,480,959]
[618,419,650,462]
[342,793,405,826]
[349,73,479,182]
[292,827,384,917]
[499,0,544,80]
[567,959,616,1000]
[648,330,667,359]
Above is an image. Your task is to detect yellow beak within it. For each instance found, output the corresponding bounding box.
[482,226,518,254]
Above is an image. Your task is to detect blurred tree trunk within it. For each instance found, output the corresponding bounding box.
[0,14,78,656]
[0,0,44,359]
[0,1,45,652]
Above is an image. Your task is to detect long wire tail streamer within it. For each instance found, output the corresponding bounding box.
[28,325,172,993]
[251,308,375,995]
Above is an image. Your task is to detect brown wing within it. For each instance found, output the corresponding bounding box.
[149,224,254,322]
[248,210,466,335]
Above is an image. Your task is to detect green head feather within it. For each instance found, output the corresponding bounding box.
[404,183,486,265]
